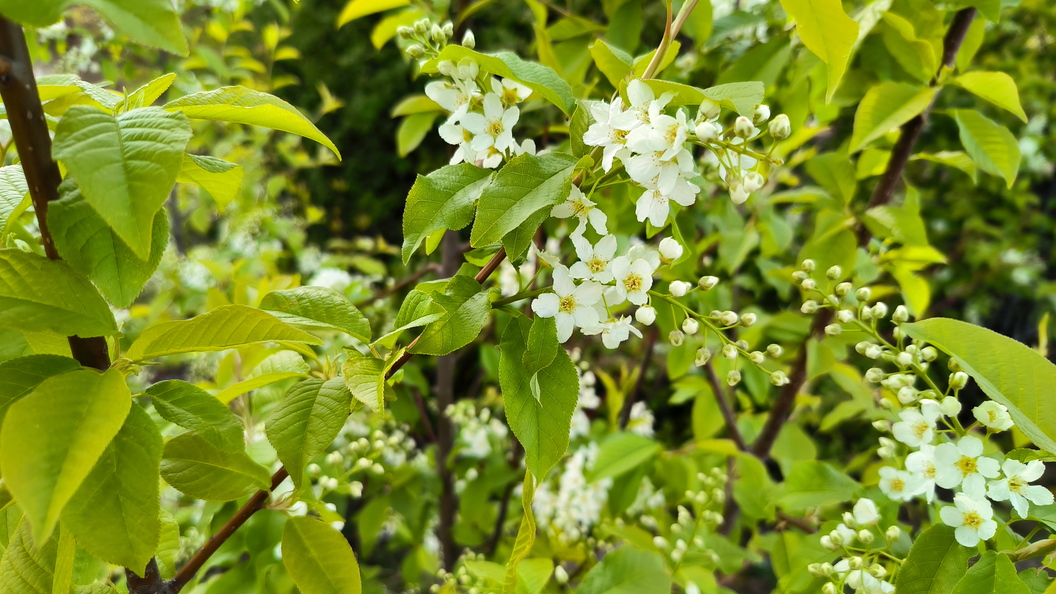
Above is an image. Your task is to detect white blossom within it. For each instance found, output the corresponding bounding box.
[610,256,654,306]
[939,493,997,547]
[987,458,1053,518]
[933,435,1001,500]
[531,266,603,342]
[973,401,1014,431]
[551,186,608,237]
[569,234,617,283]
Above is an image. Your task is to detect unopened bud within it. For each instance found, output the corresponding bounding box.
[698,98,720,121]
[740,313,757,327]
[837,309,854,323]
[670,280,690,297]
[694,348,712,367]
[770,370,789,386]
[727,370,741,386]
[554,566,569,584]
[921,346,938,361]
[414,19,429,34]
[865,345,883,359]
[801,300,818,314]
[801,259,816,272]
[822,583,838,594]
[940,396,962,416]
[768,113,791,139]
[820,535,836,550]
[749,351,765,364]
[742,171,765,193]
[722,344,738,359]
[801,278,816,291]
[950,371,969,390]
[698,275,719,291]
[694,120,718,142]
[835,282,852,296]
[865,368,885,383]
[826,265,842,280]
[872,302,888,319]
[669,330,685,346]
[397,26,414,38]
[720,311,739,326]
[872,420,889,432]
[885,525,901,541]
[767,344,783,357]
[753,104,770,124]
[858,529,874,545]
[734,116,754,138]
[856,287,871,301]
[869,564,886,579]
[407,44,425,58]
[682,318,699,335]
[896,352,914,367]
[825,324,842,336]
[658,237,683,263]
[636,306,656,325]
[893,305,910,323]
[462,30,476,48]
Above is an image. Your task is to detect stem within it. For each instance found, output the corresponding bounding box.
[434,230,462,571]
[703,361,747,451]
[0,16,111,371]
[619,327,658,428]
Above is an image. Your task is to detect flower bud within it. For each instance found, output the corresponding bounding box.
[856,287,871,301]
[857,529,874,545]
[801,300,818,314]
[414,19,429,34]
[801,278,816,291]
[949,358,962,371]
[734,116,754,138]
[669,330,684,346]
[694,120,718,142]
[670,280,690,297]
[872,420,889,432]
[736,339,749,350]
[872,302,888,319]
[940,396,962,416]
[406,44,425,58]
[865,345,883,359]
[826,265,842,280]
[855,341,871,354]
[768,113,791,139]
[770,370,789,386]
[658,237,684,263]
[820,535,836,550]
[825,324,841,336]
[885,525,901,541]
[431,24,445,43]
[436,60,455,76]
[896,351,914,367]
[727,370,741,386]
[749,351,765,364]
[554,566,569,584]
[694,347,712,367]
[742,171,765,193]
[730,183,750,205]
[653,536,669,549]
[740,313,757,327]
[767,344,783,357]
[753,104,771,124]
[698,275,719,291]
[807,563,824,578]
[893,305,910,323]
[865,368,885,383]
[837,309,854,324]
[897,386,919,404]
[636,306,656,325]
[722,344,738,359]
[921,346,938,361]
[849,556,863,570]
[682,318,699,335]
[950,371,969,390]
[698,98,720,121]
[835,282,852,296]
[443,22,454,37]
[801,259,816,272]
[462,30,476,48]
[721,311,739,326]
[822,583,838,594]
[397,26,414,38]
[869,564,886,579]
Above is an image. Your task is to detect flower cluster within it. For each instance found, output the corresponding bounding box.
[534,442,613,542]
[446,400,509,459]
[814,498,899,594]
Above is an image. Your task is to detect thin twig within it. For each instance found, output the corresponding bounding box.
[703,361,747,451]
[619,327,658,429]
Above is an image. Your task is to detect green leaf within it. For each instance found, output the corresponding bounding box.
[165,86,341,159]
[402,164,493,264]
[342,352,386,411]
[337,0,409,26]
[470,152,578,248]
[396,112,439,157]
[281,516,362,594]
[805,152,856,205]
[902,318,1056,457]
[850,82,936,153]
[951,551,1031,594]
[146,380,244,452]
[155,510,180,579]
[214,351,311,404]
[779,0,858,101]
[569,101,591,158]
[590,40,633,87]
[48,179,168,309]
[160,432,271,501]
[124,73,176,109]
[499,314,579,479]
[777,460,860,512]
[911,151,977,182]
[0,355,80,429]
[522,316,559,378]
[0,0,188,56]
[52,525,74,594]
[586,432,661,482]
[894,524,974,593]
[409,275,491,356]
[0,367,131,542]
[126,304,323,361]
[953,109,1020,189]
[0,249,117,337]
[260,286,371,342]
[176,154,245,211]
[0,166,29,233]
[424,46,576,115]
[52,106,191,258]
[640,80,764,117]
[266,378,353,487]
[62,404,162,575]
[953,71,1026,123]
[0,517,62,594]
[503,472,537,594]
[577,547,672,594]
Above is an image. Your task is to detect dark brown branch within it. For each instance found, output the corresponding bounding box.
[703,361,747,451]
[0,16,110,371]
[619,327,658,428]
[434,230,462,571]
[755,8,978,461]
[171,468,289,591]
[412,387,438,442]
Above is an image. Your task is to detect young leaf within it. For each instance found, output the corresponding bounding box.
[424,45,576,115]
[577,547,672,594]
[951,551,1030,593]
[409,275,491,356]
[0,166,28,232]
[342,352,386,411]
[0,0,188,56]
[124,73,177,109]
[126,305,323,361]
[0,517,63,593]
[282,516,362,594]
[160,433,271,501]
[777,460,861,512]
[176,154,245,211]
[502,472,537,594]
[53,106,192,259]
[499,314,579,479]
[470,152,578,249]
[146,380,244,452]
[953,109,1020,188]
[902,318,1056,457]
[260,286,372,342]
[402,164,493,264]
[396,112,439,157]
[778,0,859,102]
[589,40,633,87]
[214,351,311,404]
[62,404,163,575]
[337,0,409,26]
[953,71,1027,122]
[266,378,353,487]
[0,355,80,429]
[48,180,168,309]
[850,82,936,153]
[0,368,131,542]
[0,249,118,338]
[165,86,341,159]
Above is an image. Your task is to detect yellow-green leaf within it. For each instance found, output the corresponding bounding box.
[176,154,244,211]
[337,0,409,27]
[779,0,859,102]
[266,378,352,487]
[282,516,362,594]
[160,432,271,501]
[953,109,1020,188]
[850,82,936,153]
[953,71,1027,122]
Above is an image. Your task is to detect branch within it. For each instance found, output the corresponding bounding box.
[618,326,658,429]
[0,16,110,371]
[434,230,462,571]
[703,361,747,451]
[753,8,978,460]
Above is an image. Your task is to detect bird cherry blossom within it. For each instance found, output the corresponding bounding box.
[530,266,603,342]
[939,493,998,547]
[987,458,1054,518]
[933,435,1000,500]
